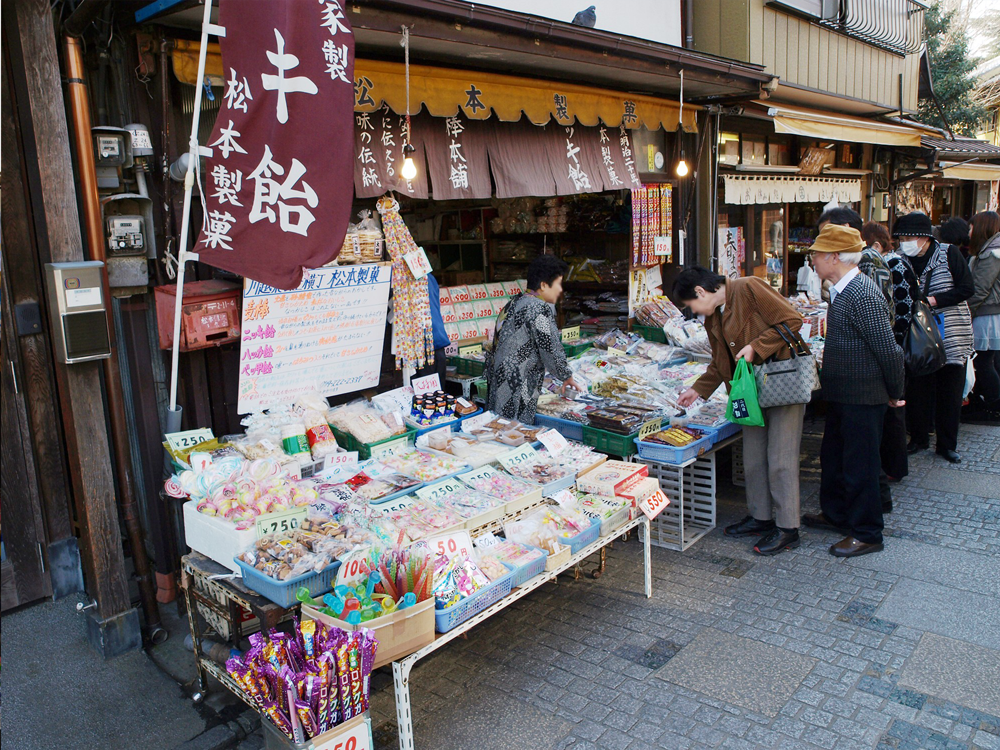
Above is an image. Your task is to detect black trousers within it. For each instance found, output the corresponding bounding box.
[415,346,448,386]
[906,362,965,453]
[880,403,908,480]
[972,350,1000,409]
[820,402,886,545]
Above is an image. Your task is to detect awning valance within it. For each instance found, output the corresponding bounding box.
[757,102,925,148]
[723,175,862,205]
[172,42,697,132]
[940,161,1000,181]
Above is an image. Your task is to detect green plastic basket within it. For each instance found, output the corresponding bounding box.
[582,425,639,457]
[329,425,416,460]
[632,324,667,343]
[474,378,488,400]
[562,341,593,357]
[448,356,485,376]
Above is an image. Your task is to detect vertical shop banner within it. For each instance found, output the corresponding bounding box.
[353,104,429,199]
[196,0,355,290]
[718,227,745,279]
[422,112,492,200]
[237,263,391,413]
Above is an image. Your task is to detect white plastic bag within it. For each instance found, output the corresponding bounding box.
[964,354,976,400]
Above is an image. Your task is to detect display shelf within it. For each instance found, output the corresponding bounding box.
[390,515,652,750]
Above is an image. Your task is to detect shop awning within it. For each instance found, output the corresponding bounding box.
[723,175,862,205]
[172,43,698,132]
[940,161,1000,181]
[757,102,925,147]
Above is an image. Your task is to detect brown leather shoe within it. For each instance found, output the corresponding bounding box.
[801,513,847,533]
[829,536,884,558]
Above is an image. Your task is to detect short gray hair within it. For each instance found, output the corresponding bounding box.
[837,251,862,265]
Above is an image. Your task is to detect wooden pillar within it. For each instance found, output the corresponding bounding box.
[8,0,138,655]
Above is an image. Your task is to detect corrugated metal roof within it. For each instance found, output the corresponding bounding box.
[921,136,1000,157]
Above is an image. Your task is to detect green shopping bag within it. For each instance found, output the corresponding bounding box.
[725,358,765,427]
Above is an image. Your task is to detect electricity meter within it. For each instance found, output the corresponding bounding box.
[106,215,146,256]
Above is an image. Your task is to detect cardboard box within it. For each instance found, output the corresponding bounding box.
[618,476,660,505]
[302,599,435,669]
[576,461,649,497]
[443,270,484,286]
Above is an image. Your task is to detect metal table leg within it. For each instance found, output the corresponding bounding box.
[181,569,209,699]
[393,660,415,750]
[643,516,652,598]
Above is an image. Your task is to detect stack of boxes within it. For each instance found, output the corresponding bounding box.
[440,279,526,345]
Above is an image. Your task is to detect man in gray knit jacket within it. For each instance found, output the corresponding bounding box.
[802,225,905,558]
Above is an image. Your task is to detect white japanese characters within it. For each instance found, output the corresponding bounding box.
[261,29,318,124]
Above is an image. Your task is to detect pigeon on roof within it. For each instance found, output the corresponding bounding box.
[571,5,596,27]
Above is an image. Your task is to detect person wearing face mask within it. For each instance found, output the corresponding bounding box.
[893,212,975,463]
[675,267,807,556]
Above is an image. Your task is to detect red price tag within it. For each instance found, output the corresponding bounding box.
[429,530,474,562]
[312,716,373,750]
[335,550,374,588]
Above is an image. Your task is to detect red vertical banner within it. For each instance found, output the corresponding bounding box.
[196,0,356,290]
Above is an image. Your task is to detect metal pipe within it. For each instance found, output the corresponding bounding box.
[159,36,173,287]
[685,0,694,49]
[64,34,163,639]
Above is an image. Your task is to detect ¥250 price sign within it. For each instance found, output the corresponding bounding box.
[255,506,308,538]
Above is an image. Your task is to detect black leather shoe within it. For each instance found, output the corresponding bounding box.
[829,536,884,557]
[801,512,847,533]
[724,515,776,538]
[936,448,962,464]
[881,502,893,514]
[907,441,929,455]
[754,528,800,556]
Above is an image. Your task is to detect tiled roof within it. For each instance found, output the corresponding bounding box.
[921,136,1000,157]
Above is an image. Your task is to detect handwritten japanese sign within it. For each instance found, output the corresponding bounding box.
[197,0,356,290]
[237,263,391,413]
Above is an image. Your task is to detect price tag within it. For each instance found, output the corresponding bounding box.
[324,451,359,475]
[372,386,414,416]
[165,428,215,452]
[335,549,375,588]
[459,343,483,356]
[190,453,213,472]
[638,489,670,520]
[537,428,569,456]
[607,347,626,356]
[416,478,465,502]
[638,418,663,441]
[473,531,501,548]
[255,506,308,538]
[372,495,414,513]
[411,373,442,395]
[312,716,373,750]
[403,247,432,279]
[560,326,581,343]
[428,530,474,561]
[498,444,539,471]
[552,489,576,508]
[369,435,411,460]
[654,235,671,257]
[460,410,494,433]
[801,322,812,340]
[458,464,498,487]
[444,342,459,356]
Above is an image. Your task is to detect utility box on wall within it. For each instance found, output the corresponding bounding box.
[44,261,112,364]
[154,280,242,351]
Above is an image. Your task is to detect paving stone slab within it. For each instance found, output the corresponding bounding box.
[843,537,1000,598]
[875,578,1000,651]
[919,468,1000,499]
[652,627,816,718]
[897,633,1000,718]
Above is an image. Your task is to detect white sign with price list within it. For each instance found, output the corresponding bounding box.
[637,489,670,520]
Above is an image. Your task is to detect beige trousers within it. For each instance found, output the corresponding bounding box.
[741,403,805,530]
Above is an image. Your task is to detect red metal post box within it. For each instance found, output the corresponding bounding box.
[154,279,242,351]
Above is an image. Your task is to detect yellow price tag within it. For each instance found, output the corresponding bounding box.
[561,326,581,343]
[459,344,483,356]
[638,418,662,441]
[608,347,626,356]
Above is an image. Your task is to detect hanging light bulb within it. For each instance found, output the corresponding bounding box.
[674,68,688,178]
[401,143,417,180]
[676,153,689,177]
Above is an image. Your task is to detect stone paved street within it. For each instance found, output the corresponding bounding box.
[308,421,999,750]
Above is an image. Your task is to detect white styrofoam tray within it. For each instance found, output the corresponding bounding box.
[182,500,256,573]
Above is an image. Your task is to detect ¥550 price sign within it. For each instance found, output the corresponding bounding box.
[312,717,373,750]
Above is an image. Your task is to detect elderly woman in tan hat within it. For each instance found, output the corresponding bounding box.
[802,224,905,558]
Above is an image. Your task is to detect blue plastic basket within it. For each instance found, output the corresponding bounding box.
[503,544,548,588]
[234,558,341,608]
[538,473,577,498]
[634,434,712,465]
[563,515,602,554]
[534,413,586,442]
[702,420,741,445]
[435,563,515,632]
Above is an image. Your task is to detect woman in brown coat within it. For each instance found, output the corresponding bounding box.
[674,267,807,556]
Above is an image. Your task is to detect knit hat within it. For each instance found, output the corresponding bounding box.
[808,224,864,254]
[892,212,934,238]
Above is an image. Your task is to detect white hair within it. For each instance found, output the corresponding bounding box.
[837,251,862,265]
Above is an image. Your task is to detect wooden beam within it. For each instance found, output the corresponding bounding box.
[8,0,131,621]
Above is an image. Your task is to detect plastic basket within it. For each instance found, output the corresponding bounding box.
[562,341,593,358]
[634,434,712,465]
[601,505,632,537]
[633,324,667,343]
[328,425,416,460]
[234,558,341,608]
[544,544,571,571]
[534,413,585,442]
[473,378,488,401]
[582,425,639,457]
[448,356,485,376]
[504,544,548,588]
[563,515,602,554]
[435,563,514,632]
[533,473,576,498]
[702,420,741,445]
[454,408,485,430]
